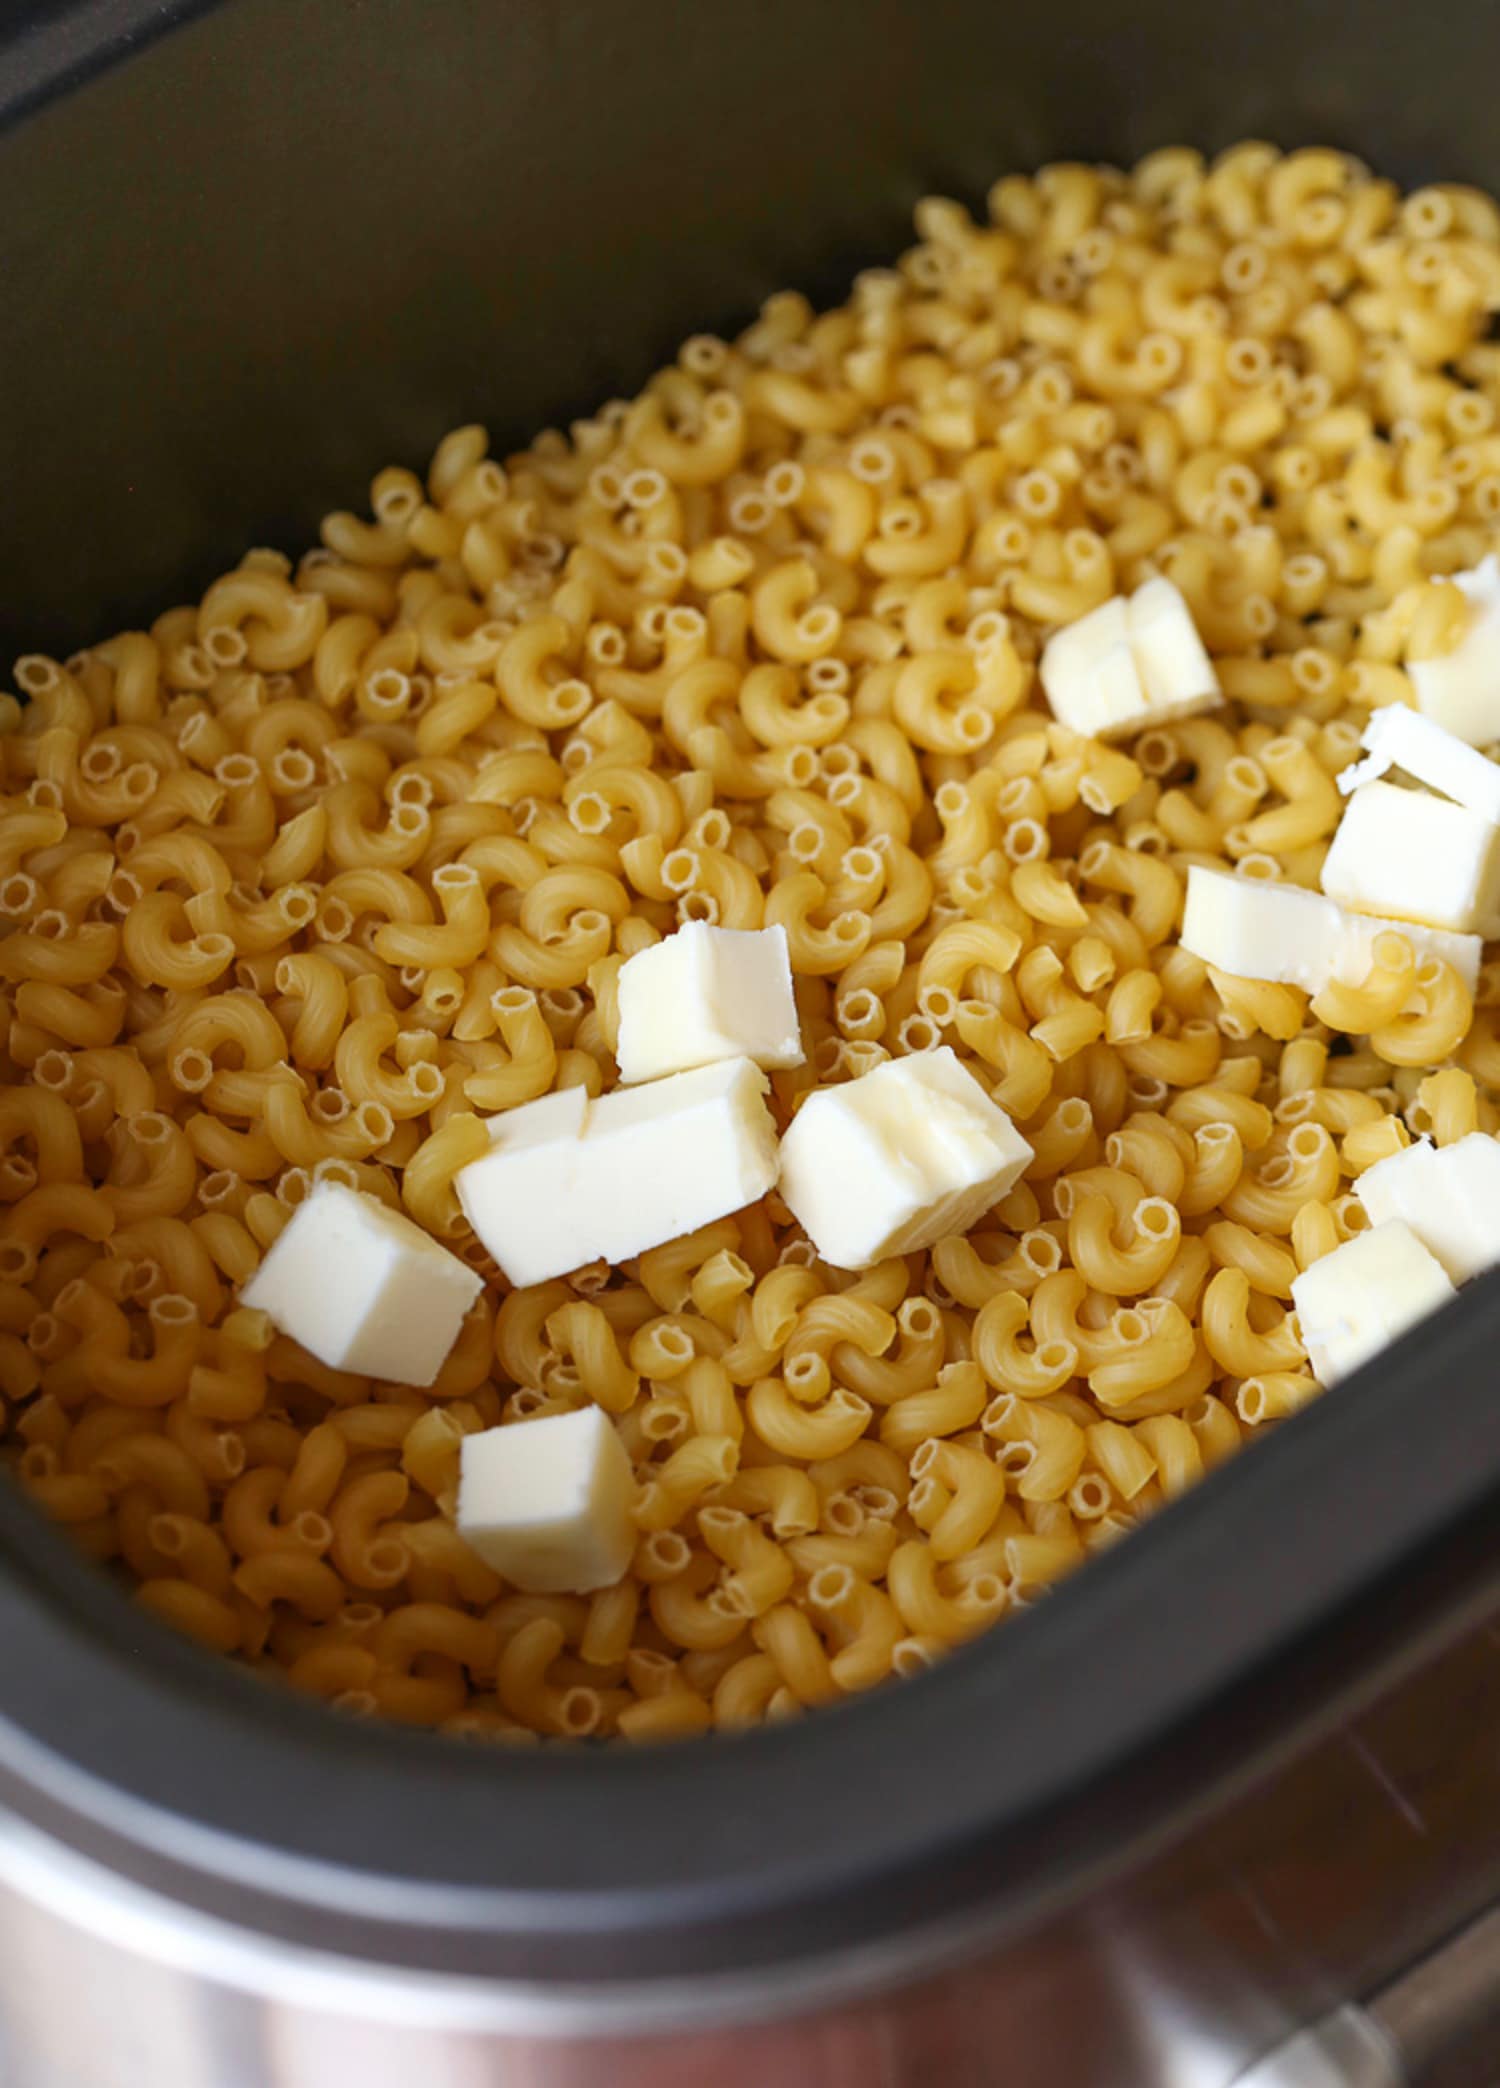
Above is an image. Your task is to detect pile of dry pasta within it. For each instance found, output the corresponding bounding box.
[4,143,1500,1743]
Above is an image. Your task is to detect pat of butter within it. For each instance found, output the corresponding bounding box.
[1320,779,1500,936]
[778,1046,1033,1271]
[1180,865,1482,995]
[1408,556,1500,747]
[1039,577,1222,742]
[1291,1219,1454,1387]
[457,1057,779,1287]
[616,922,803,1085]
[1354,1131,1500,1285]
[240,1181,482,1386]
[1337,703,1500,824]
[457,1408,635,1592]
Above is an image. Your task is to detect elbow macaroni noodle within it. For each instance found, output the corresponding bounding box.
[4,143,1500,1739]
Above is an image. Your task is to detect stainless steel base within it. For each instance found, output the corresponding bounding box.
[1,1617,1497,2088]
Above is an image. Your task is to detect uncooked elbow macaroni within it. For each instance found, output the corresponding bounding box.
[4,142,1499,1741]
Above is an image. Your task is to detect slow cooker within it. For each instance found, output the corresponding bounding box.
[2,2,1500,2081]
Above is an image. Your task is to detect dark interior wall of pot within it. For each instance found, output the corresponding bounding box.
[0,0,1490,661]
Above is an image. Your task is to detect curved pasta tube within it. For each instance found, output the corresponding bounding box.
[805,1566,904,1691]
[563,762,684,849]
[262,1074,394,1167]
[334,1013,446,1120]
[764,872,871,975]
[0,919,122,988]
[1370,959,1473,1066]
[746,1377,872,1460]
[373,864,490,968]
[1066,1190,1181,1296]
[0,1089,84,1183]
[1202,1268,1307,1375]
[626,389,747,485]
[879,1363,988,1455]
[886,1540,1008,1642]
[198,568,329,671]
[973,1290,1078,1397]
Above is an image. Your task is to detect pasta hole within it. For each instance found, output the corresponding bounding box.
[640,1406,686,1444]
[1236,1379,1269,1426]
[215,753,260,789]
[356,1102,394,1145]
[1020,1231,1063,1277]
[665,607,705,643]
[655,1327,693,1365]
[643,1531,691,1577]
[15,656,62,697]
[24,1307,60,1349]
[898,1298,940,1340]
[170,1048,214,1094]
[569,792,610,835]
[823,1492,865,1536]
[314,1159,359,1191]
[1004,818,1048,863]
[0,874,39,918]
[362,1540,409,1586]
[917,985,957,1028]
[278,887,317,928]
[150,1293,198,1329]
[808,1563,855,1609]
[148,1514,190,1558]
[202,625,248,668]
[81,742,123,784]
[272,748,318,791]
[1287,1124,1327,1162]
[31,1050,73,1094]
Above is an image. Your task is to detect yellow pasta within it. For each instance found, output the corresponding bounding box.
[7,141,1498,1741]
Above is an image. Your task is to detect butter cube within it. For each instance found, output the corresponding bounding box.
[457,1057,780,1287]
[1320,779,1500,935]
[1181,869,1341,994]
[616,922,803,1085]
[1409,556,1500,746]
[458,1408,635,1592]
[1180,865,1481,995]
[240,1181,482,1386]
[1337,703,1500,825]
[1039,578,1221,741]
[1354,1132,1500,1285]
[778,1047,1032,1270]
[1291,1220,1454,1387]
